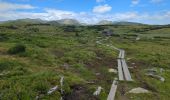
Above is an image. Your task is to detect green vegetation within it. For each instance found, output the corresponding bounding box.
[0,21,170,100]
[8,44,26,54]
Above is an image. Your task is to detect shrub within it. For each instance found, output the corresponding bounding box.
[28,28,39,32]
[8,44,26,54]
[32,80,49,94]
[0,33,9,41]
[0,60,23,72]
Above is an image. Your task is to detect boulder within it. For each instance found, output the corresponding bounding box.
[128,87,149,94]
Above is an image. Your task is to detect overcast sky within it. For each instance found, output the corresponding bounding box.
[0,0,170,24]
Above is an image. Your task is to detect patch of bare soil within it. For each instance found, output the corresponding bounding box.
[117,83,129,100]
[64,85,98,100]
[85,50,117,71]
[85,51,117,85]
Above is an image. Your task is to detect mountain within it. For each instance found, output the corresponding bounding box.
[56,19,81,25]
[112,21,144,25]
[97,20,113,25]
[16,18,46,23]
[1,18,46,25]
[96,20,144,25]
[0,19,81,26]
[47,21,60,26]
[0,19,146,26]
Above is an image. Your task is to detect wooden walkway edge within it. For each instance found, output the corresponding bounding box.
[107,80,118,100]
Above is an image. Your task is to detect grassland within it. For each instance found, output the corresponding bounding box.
[0,22,170,100]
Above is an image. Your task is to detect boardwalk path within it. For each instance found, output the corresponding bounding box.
[119,50,132,81]
[96,37,132,100]
[107,80,118,100]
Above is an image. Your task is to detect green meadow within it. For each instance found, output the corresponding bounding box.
[0,22,170,100]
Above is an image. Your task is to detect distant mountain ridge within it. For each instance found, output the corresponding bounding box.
[0,18,47,26]
[0,18,146,26]
[57,19,80,25]
[97,20,113,25]
[96,20,145,25]
[112,21,144,25]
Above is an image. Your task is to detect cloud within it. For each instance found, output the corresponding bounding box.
[0,3,170,25]
[44,8,77,20]
[0,1,36,11]
[93,4,112,13]
[150,0,163,3]
[131,0,140,6]
[96,0,105,3]
[0,8,137,24]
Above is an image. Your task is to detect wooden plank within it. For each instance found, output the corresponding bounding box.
[121,50,125,59]
[117,59,124,81]
[107,80,118,100]
[118,50,122,58]
[121,59,132,81]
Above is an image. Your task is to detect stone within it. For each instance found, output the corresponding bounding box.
[128,87,149,94]
[93,86,103,96]
[96,73,100,76]
[47,86,58,95]
[146,73,165,82]
[160,68,164,73]
[132,63,135,65]
[108,68,117,73]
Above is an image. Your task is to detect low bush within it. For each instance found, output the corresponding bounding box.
[8,44,26,54]
[0,60,23,72]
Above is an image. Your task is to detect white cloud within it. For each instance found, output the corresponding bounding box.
[0,3,170,25]
[131,0,140,6]
[0,1,36,11]
[44,8,77,20]
[150,0,163,3]
[96,0,105,3]
[93,4,112,13]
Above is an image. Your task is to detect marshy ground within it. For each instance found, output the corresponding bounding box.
[0,23,170,100]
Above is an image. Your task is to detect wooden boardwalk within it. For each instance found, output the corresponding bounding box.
[107,80,118,100]
[117,59,124,81]
[96,37,133,100]
[121,59,132,81]
[117,49,132,81]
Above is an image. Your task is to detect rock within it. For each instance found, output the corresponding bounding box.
[108,69,117,73]
[96,57,102,60]
[96,37,102,39]
[160,68,164,73]
[136,37,140,41]
[63,63,69,70]
[60,76,64,94]
[93,86,103,96]
[132,63,135,65]
[0,71,10,76]
[47,86,58,95]
[86,81,95,84]
[96,73,100,76]
[146,68,157,73]
[127,58,131,60]
[128,67,134,69]
[128,87,149,94]
[146,73,165,82]
[114,78,118,81]
[96,41,100,44]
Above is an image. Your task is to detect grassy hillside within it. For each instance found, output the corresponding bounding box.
[0,22,170,100]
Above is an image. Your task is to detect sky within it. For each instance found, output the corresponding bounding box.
[0,0,170,24]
